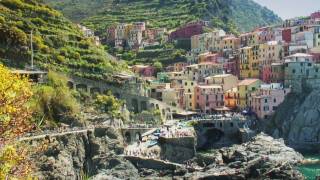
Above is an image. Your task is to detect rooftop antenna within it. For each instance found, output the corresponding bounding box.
[30,29,34,70]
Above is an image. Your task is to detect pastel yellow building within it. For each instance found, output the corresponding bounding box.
[182,80,197,110]
[205,74,238,92]
[236,79,262,109]
[239,46,259,79]
[220,36,240,51]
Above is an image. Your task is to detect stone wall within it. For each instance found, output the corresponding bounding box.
[158,136,196,163]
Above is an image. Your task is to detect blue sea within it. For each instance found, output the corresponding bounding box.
[298,154,320,180]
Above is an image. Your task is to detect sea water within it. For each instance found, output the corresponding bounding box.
[298,154,320,180]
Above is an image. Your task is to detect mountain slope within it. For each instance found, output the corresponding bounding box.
[43,0,281,33]
[0,0,127,81]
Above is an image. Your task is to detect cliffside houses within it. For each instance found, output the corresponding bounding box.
[106,22,167,50]
[78,25,100,46]
[124,11,320,119]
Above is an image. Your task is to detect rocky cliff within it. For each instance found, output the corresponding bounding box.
[266,90,320,152]
[190,134,304,179]
[30,127,139,179]
[29,129,303,179]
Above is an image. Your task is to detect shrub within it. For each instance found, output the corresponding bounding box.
[31,71,80,125]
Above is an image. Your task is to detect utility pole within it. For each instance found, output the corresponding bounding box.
[30,29,34,70]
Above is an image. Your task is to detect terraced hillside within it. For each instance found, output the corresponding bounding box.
[44,0,282,33]
[0,0,128,81]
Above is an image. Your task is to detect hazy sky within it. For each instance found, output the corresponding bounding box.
[253,0,320,19]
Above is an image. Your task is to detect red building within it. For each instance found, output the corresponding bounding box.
[311,11,320,19]
[169,22,204,40]
[282,28,291,43]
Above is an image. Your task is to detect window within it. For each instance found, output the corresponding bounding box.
[265,99,268,103]
[274,98,276,103]
[292,69,296,74]
[230,122,234,127]
[185,82,187,86]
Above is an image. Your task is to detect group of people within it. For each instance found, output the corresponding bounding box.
[124,146,159,159]
[160,127,194,138]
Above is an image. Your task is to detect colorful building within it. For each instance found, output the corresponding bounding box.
[236,79,262,110]
[173,62,188,72]
[239,46,259,79]
[198,52,219,64]
[181,80,197,110]
[205,74,238,92]
[195,85,224,113]
[191,30,226,53]
[224,87,238,109]
[220,36,240,51]
[259,41,284,83]
[284,53,319,92]
[131,65,156,77]
[271,63,285,83]
[250,83,290,119]
[170,21,205,40]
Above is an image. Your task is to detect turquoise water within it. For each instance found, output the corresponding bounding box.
[298,154,320,180]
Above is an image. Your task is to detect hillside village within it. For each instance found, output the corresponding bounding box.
[1,0,320,178]
[78,11,320,121]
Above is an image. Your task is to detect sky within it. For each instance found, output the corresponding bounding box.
[253,0,320,19]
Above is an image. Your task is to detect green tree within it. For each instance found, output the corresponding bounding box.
[94,91,123,118]
[153,61,163,72]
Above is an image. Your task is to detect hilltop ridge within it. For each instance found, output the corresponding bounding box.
[43,0,282,33]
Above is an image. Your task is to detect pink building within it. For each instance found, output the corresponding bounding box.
[311,11,320,19]
[195,85,224,113]
[250,83,290,119]
[131,65,156,77]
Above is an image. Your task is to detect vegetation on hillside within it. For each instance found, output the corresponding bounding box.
[0,0,128,81]
[31,71,81,128]
[0,64,33,179]
[43,0,281,34]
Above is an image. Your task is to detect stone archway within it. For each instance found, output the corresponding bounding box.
[135,132,142,142]
[125,131,131,144]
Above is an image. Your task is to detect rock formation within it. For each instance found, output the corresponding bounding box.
[29,128,303,179]
[266,90,320,152]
